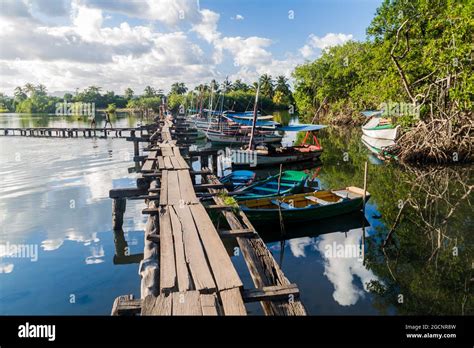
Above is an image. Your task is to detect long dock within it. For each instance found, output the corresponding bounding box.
[110,113,306,316]
[0,126,153,139]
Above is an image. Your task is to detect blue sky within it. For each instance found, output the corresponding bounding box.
[0,0,382,95]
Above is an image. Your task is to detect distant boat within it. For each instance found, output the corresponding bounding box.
[205,129,283,144]
[361,113,400,140]
[239,186,370,224]
[220,170,256,190]
[233,170,309,200]
[232,124,326,167]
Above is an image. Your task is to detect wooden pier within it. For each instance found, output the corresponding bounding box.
[0,126,153,139]
[110,113,307,316]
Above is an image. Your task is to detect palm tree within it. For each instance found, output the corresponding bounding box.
[170,82,187,95]
[221,78,232,93]
[36,84,47,96]
[275,76,290,94]
[124,88,134,100]
[232,79,248,92]
[259,74,274,98]
[143,86,155,98]
[14,86,27,101]
[23,83,35,97]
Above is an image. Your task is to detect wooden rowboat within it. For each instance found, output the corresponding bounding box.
[220,170,256,190]
[233,170,309,200]
[239,186,370,224]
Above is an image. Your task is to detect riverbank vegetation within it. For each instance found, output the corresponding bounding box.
[293,0,473,163]
[0,74,294,117]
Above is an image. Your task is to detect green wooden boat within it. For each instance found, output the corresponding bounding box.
[239,186,370,224]
[233,170,309,201]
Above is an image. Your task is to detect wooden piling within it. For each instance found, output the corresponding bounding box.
[112,198,127,230]
[362,161,368,214]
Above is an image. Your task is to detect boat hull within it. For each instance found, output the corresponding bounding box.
[361,125,400,140]
[232,149,323,167]
[240,188,370,224]
[234,170,308,200]
[206,132,282,144]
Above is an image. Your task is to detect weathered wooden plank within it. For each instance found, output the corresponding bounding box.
[176,205,216,293]
[161,146,174,157]
[172,147,181,157]
[205,204,235,210]
[140,181,159,299]
[109,187,147,198]
[190,204,243,291]
[166,170,181,205]
[169,206,192,292]
[200,294,219,316]
[159,206,176,294]
[218,228,256,238]
[159,170,168,206]
[141,294,172,315]
[164,156,173,169]
[170,156,181,169]
[172,291,202,315]
[111,294,141,316]
[219,288,247,315]
[242,284,299,303]
[141,159,155,172]
[177,170,198,204]
[194,183,224,191]
[176,155,189,169]
[157,156,165,169]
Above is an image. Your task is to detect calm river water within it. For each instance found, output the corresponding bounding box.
[0,112,471,315]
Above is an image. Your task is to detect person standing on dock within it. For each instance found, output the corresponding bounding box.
[90,114,96,128]
[104,111,113,128]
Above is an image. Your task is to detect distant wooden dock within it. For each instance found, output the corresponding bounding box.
[0,126,152,139]
[110,112,307,316]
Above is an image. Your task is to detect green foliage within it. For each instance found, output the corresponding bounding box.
[124,88,134,100]
[169,82,187,95]
[293,0,473,123]
[168,93,186,112]
[106,103,117,113]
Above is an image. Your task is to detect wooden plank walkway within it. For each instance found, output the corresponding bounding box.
[110,112,306,316]
[0,126,149,139]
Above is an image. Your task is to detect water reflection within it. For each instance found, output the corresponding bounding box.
[0,113,145,314]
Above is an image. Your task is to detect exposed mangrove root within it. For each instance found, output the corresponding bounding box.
[392,111,473,164]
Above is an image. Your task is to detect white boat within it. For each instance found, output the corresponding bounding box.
[361,116,400,140]
[361,135,398,160]
[361,135,395,153]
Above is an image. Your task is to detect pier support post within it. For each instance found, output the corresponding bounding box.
[112,198,127,231]
[211,154,218,174]
[201,155,209,170]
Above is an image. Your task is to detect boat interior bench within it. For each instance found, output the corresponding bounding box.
[305,196,333,205]
[270,200,294,209]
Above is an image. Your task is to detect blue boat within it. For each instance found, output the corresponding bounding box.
[220,170,256,190]
[233,170,309,201]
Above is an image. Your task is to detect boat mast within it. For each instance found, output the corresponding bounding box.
[209,81,214,121]
[199,85,203,118]
[248,82,260,150]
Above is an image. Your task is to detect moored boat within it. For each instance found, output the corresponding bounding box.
[361,135,398,160]
[206,129,283,144]
[239,186,370,224]
[361,113,400,140]
[233,170,309,200]
[220,170,256,190]
[232,125,325,167]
